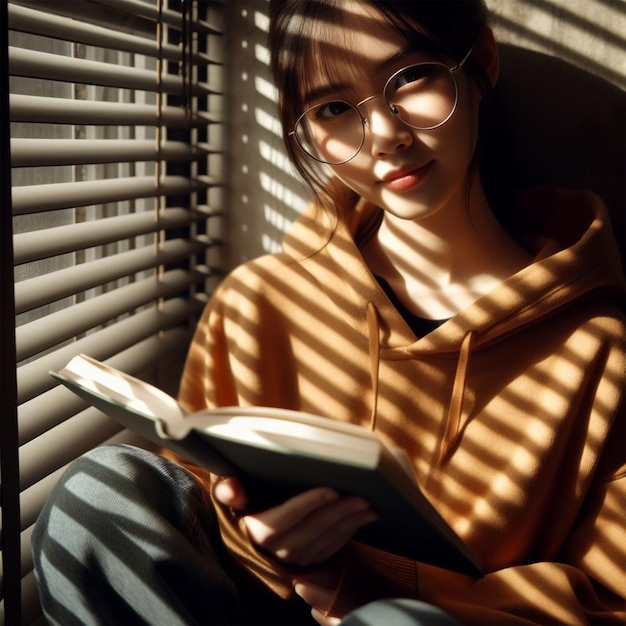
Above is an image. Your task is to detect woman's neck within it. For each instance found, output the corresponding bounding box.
[361,185,533,319]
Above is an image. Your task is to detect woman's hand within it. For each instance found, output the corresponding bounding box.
[293,573,343,626]
[213,478,378,567]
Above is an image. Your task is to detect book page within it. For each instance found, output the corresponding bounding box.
[192,406,380,442]
[205,415,382,468]
[59,354,185,423]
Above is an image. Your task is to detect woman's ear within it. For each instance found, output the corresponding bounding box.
[474,26,500,87]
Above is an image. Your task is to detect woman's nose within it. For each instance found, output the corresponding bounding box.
[364,101,414,158]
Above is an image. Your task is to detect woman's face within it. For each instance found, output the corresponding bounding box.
[300,2,485,221]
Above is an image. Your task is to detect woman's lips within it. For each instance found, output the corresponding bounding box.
[381,162,432,192]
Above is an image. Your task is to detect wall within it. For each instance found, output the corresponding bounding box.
[224,0,625,271]
[222,0,308,270]
[486,0,625,89]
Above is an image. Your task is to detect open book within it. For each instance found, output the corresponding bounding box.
[52,354,483,576]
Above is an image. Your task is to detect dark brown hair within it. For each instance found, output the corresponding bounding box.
[269,0,492,210]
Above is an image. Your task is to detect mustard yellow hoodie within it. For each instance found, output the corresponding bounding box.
[177,186,625,624]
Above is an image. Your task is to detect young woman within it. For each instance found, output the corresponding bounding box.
[33,1,625,624]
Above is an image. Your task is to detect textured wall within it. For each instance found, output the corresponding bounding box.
[486,0,625,88]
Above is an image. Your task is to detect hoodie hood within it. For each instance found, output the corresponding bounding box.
[283,185,624,354]
[282,186,624,460]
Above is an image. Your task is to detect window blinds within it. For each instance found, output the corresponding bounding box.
[3,1,224,622]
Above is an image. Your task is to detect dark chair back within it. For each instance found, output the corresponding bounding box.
[484,44,625,268]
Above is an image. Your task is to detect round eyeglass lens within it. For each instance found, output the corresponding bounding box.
[384,63,458,130]
[294,101,364,164]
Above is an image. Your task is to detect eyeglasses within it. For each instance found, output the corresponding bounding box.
[289,47,473,165]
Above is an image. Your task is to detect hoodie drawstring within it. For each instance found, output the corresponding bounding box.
[439,330,476,464]
[366,302,380,431]
[366,301,475,462]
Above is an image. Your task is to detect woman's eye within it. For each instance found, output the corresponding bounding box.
[394,66,428,90]
[315,101,352,121]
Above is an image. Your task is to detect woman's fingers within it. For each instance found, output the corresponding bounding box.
[243,487,339,543]
[294,580,341,626]
[310,607,341,626]
[243,487,378,566]
[293,579,333,607]
[216,482,379,566]
[304,504,378,563]
[213,476,249,511]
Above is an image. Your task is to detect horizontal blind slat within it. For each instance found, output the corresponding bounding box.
[92,0,190,29]
[20,470,65,531]
[10,94,218,126]
[18,211,169,262]
[9,47,215,95]
[10,0,223,40]
[11,139,214,167]
[19,408,123,493]
[15,236,215,315]
[18,327,193,447]
[8,4,183,62]
[15,223,212,271]
[12,175,216,218]
[16,294,207,405]
[10,3,219,65]
[20,389,87,447]
[16,268,201,361]
[10,45,159,90]
[105,0,182,26]
[104,0,224,33]
[13,0,161,34]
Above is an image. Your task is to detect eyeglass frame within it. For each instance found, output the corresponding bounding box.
[289,46,474,165]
